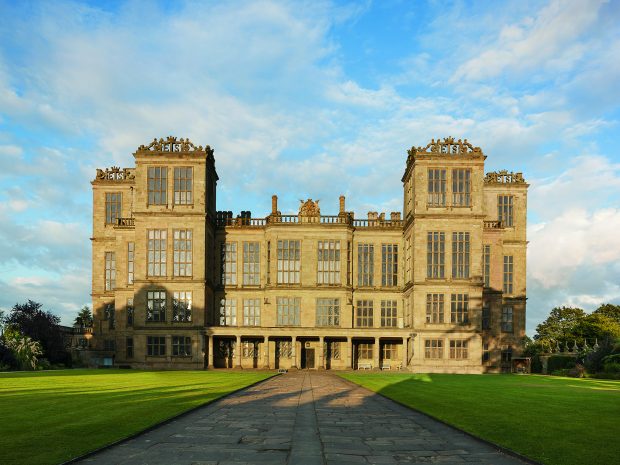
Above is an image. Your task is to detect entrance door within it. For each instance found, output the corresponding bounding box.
[304,348,315,369]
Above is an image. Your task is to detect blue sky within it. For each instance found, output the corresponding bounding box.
[0,0,619,334]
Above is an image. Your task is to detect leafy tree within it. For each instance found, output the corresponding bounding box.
[593,303,620,324]
[534,306,586,346]
[74,306,93,328]
[574,313,620,345]
[6,300,70,366]
[0,309,6,336]
[3,327,43,370]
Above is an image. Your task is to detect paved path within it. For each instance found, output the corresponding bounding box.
[77,372,530,465]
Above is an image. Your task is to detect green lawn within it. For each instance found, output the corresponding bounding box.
[0,369,274,465]
[340,373,620,465]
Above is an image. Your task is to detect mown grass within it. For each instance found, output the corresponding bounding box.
[0,369,274,465]
[340,373,620,465]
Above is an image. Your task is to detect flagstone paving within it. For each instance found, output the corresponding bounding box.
[76,371,531,465]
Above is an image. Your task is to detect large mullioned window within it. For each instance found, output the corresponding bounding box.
[426,294,444,323]
[173,230,192,277]
[357,244,374,286]
[147,336,166,356]
[173,167,192,205]
[104,252,116,291]
[317,240,340,285]
[243,299,261,326]
[172,291,192,322]
[450,294,469,324]
[502,306,514,332]
[483,245,490,287]
[452,232,470,279]
[380,300,397,327]
[356,300,373,327]
[127,242,134,285]
[277,240,300,284]
[105,192,121,224]
[427,232,445,278]
[219,299,237,326]
[428,169,446,206]
[276,297,300,326]
[147,230,167,276]
[243,242,260,285]
[221,242,237,285]
[425,339,443,359]
[381,244,398,286]
[452,169,471,206]
[503,255,514,294]
[147,291,166,322]
[498,195,514,227]
[449,340,468,359]
[147,167,167,205]
[316,298,340,326]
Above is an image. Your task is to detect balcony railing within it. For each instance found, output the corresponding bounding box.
[216,212,404,229]
[483,220,503,229]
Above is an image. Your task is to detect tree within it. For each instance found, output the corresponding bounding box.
[574,313,620,345]
[3,327,43,370]
[6,300,69,366]
[74,306,93,328]
[593,303,620,324]
[0,309,6,336]
[534,306,586,346]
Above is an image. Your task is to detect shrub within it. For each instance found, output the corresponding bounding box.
[547,355,576,373]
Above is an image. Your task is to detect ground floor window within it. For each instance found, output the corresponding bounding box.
[104,339,115,351]
[217,339,235,358]
[147,336,166,356]
[482,343,490,363]
[382,343,396,360]
[323,341,341,360]
[449,340,468,359]
[172,336,192,356]
[424,339,443,359]
[276,340,292,358]
[242,340,260,358]
[126,337,133,358]
[501,346,513,363]
[357,343,373,359]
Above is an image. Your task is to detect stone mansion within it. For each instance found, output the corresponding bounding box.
[91,136,527,373]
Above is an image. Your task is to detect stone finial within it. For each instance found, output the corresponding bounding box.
[390,212,401,221]
[272,195,278,215]
[368,211,378,221]
[339,195,345,214]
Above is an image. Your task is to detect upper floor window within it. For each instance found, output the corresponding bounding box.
[452,169,471,206]
[172,291,192,322]
[426,293,444,323]
[173,167,192,205]
[427,232,445,278]
[147,230,167,276]
[450,293,469,324]
[357,244,374,287]
[452,232,470,279]
[482,342,490,362]
[428,169,446,206]
[381,244,398,286]
[501,345,513,363]
[483,245,490,287]
[219,298,237,326]
[127,298,134,327]
[243,242,260,285]
[147,167,167,205]
[243,299,261,326]
[104,252,116,291]
[424,339,443,359]
[316,298,340,326]
[482,305,490,330]
[127,242,134,285]
[498,195,514,227]
[356,300,373,327]
[317,240,340,285]
[277,240,300,284]
[146,290,166,322]
[501,306,514,332]
[380,300,397,327]
[105,192,122,224]
[126,337,133,358]
[503,255,514,294]
[382,343,396,360]
[104,303,115,330]
[449,340,468,359]
[276,297,300,326]
[173,230,192,277]
[221,242,237,285]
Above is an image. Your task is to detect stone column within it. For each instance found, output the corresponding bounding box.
[346,337,353,369]
[319,336,325,369]
[263,336,270,369]
[291,336,298,369]
[374,337,380,370]
[235,335,242,369]
[208,335,214,369]
[402,337,407,370]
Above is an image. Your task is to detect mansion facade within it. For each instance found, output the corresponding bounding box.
[91,136,528,373]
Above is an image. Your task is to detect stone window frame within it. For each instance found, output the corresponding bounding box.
[172,336,192,357]
[356,300,374,328]
[242,340,260,358]
[452,168,471,207]
[317,240,341,285]
[104,251,116,291]
[147,229,167,277]
[243,242,260,285]
[173,291,192,323]
[380,300,398,327]
[482,305,490,330]
[276,340,292,358]
[276,297,301,326]
[426,294,444,324]
[277,239,301,285]
[323,341,341,360]
[450,293,469,324]
[503,255,514,294]
[381,244,398,287]
[147,336,166,356]
[316,298,340,327]
[357,243,374,287]
[173,166,193,205]
[427,232,445,279]
[451,232,470,279]
[243,298,261,326]
[219,298,237,326]
[147,166,167,206]
[501,306,514,333]
[357,343,373,360]
[498,195,514,227]
[127,242,135,285]
[483,245,490,287]
[126,298,134,327]
[146,290,166,322]
[173,230,193,277]
[126,337,133,359]
[449,339,468,359]
[220,242,237,285]
[382,343,397,360]
[424,339,443,359]
[105,192,122,224]
[427,169,447,207]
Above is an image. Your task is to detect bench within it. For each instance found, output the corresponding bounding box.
[381,362,391,371]
[358,362,372,370]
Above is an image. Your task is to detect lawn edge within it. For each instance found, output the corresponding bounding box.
[337,373,543,465]
[59,371,279,465]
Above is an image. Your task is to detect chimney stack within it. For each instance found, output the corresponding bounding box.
[271,195,278,215]
[339,195,345,214]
